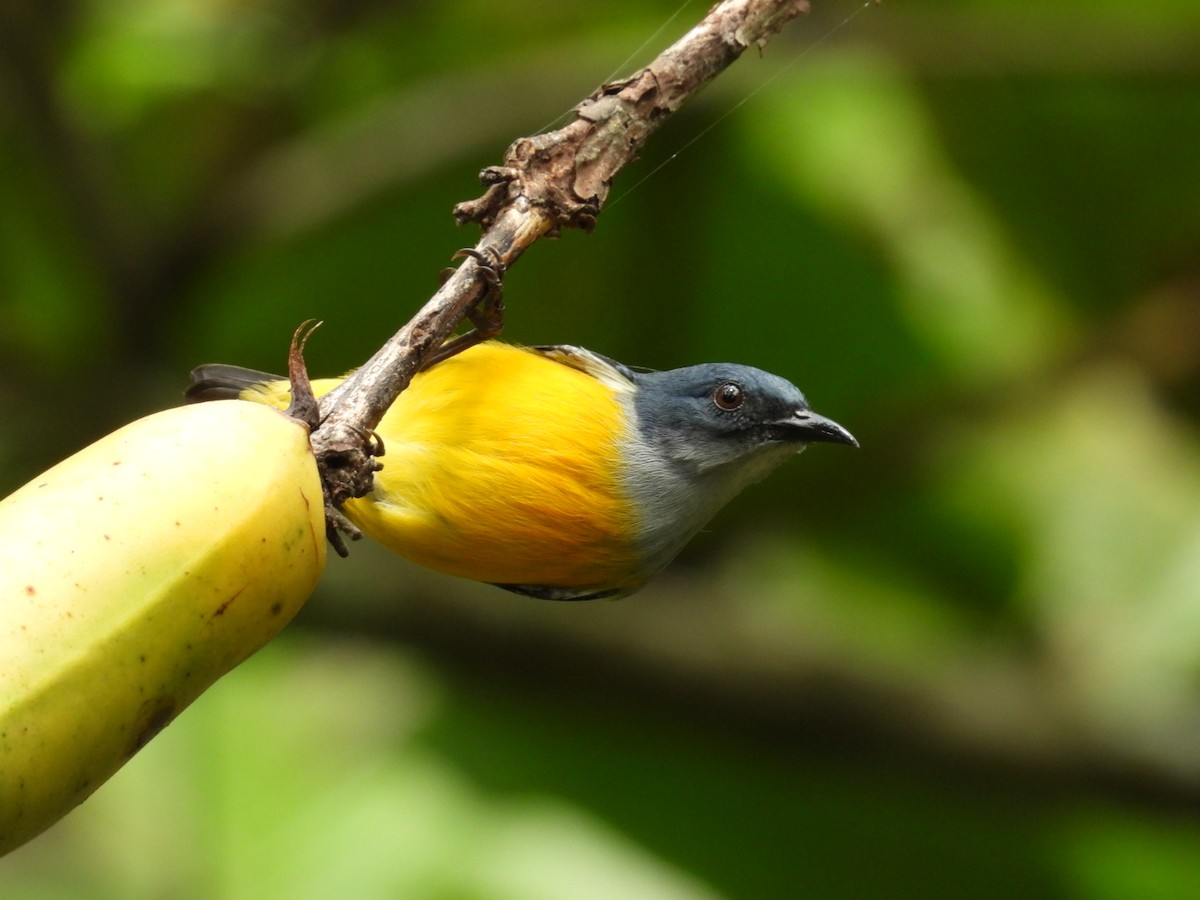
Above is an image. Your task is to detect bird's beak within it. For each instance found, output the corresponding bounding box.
[775,410,859,447]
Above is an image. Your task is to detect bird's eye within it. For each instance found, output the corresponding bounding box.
[713,381,744,411]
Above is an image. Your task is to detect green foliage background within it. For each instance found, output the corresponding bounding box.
[3,0,1200,897]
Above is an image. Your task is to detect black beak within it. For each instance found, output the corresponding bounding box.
[775,409,858,447]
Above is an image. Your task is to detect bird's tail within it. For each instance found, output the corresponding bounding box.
[186,364,283,403]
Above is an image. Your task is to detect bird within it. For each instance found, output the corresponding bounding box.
[187,341,857,600]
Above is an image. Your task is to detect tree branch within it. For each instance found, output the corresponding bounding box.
[308,0,811,516]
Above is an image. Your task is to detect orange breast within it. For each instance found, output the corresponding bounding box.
[343,343,643,592]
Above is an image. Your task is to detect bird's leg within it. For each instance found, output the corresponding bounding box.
[425,248,506,370]
[319,424,384,557]
[280,320,385,557]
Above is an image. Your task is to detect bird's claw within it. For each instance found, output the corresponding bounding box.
[346,424,386,463]
[324,505,362,558]
[451,246,505,285]
[424,247,507,371]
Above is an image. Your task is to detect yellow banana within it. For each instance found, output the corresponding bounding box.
[0,400,326,856]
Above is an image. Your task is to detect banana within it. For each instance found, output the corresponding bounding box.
[0,400,326,855]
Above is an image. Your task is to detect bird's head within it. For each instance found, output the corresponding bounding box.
[633,363,857,477]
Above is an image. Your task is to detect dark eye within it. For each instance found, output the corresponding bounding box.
[713,381,744,411]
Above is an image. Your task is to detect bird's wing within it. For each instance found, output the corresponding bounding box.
[186,365,284,402]
[530,344,639,394]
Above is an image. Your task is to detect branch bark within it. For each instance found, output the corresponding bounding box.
[308,0,811,517]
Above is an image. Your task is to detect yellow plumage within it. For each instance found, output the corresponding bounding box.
[245,342,642,593]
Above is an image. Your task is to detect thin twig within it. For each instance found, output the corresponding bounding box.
[309,0,811,520]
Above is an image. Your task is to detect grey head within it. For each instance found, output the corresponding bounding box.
[618,361,857,581]
[631,363,857,474]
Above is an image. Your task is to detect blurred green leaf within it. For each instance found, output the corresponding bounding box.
[3,0,1200,896]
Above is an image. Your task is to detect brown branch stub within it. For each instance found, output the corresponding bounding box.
[454,0,811,232]
[309,0,811,543]
[284,319,322,430]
